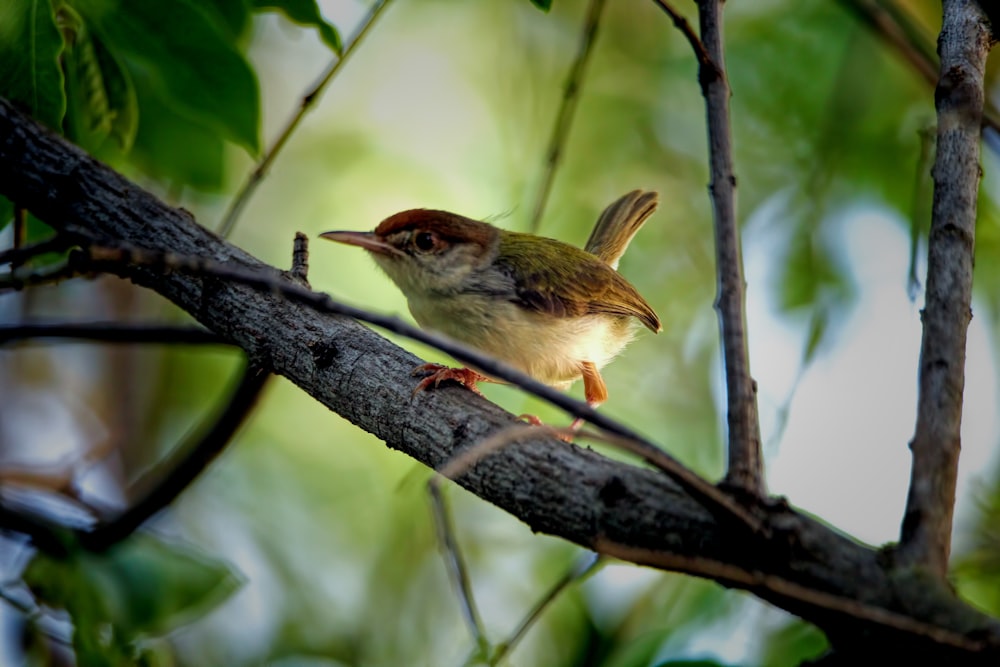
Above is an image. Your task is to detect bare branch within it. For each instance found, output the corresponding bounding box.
[80,362,270,551]
[898,0,994,577]
[840,0,1000,137]
[651,0,716,77]
[0,259,87,290]
[11,205,25,271]
[289,231,310,285]
[529,0,607,233]
[596,539,990,658]
[216,0,393,239]
[0,322,227,347]
[74,242,762,534]
[0,235,74,267]
[4,97,1000,657]
[428,481,489,657]
[490,552,602,664]
[694,0,764,496]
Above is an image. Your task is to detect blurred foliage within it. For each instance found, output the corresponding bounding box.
[955,462,1000,618]
[2,0,1000,666]
[23,533,242,666]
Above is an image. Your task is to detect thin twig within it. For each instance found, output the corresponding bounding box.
[0,502,73,557]
[74,244,764,535]
[0,322,228,347]
[651,0,716,77]
[695,0,764,496]
[528,0,607,233]
[11,205,26,271]
[490,552,603,664]
[80,362,270,551]
[0,259,88,291]
[289,231,310,285]
[216,0,392,239]
[0,235,74,267]
[839,0,1000,136]
[428,480,490,658]
[595,539,993,655]
[898,0,992,577]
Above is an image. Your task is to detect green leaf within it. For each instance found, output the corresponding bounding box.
[0,197,12,231]
[0,0,66,129]
[253,0,342,53]
[0,198,62,256]
[529,0,553,10]
[24,532,243,643]
[756,619,828,667]
[73,0,261,153]
[130,78,227,190]
[802,307,829,367]
[60,4,138,153]
[204,0,252,41]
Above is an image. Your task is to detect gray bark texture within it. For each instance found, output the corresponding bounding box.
[900,0,994,577]
[697,0,764,497]
[0,96,999,661]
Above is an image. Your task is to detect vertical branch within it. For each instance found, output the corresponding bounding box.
[528,0,607,233]
[11,205,26,270]
[898,0,993,577]
[696,0,764,496]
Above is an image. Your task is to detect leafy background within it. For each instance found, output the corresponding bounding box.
[1,0,999,665]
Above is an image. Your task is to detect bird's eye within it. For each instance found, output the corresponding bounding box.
[414,231,436,252]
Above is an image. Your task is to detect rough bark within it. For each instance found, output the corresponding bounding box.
[898,0,993,577]
[696,0,765,497]
[1,98,999,660]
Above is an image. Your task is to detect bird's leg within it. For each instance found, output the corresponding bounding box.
[412,363,494,396]
[570,361,607,431]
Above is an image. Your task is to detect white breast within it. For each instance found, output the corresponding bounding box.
[407,293,636,388]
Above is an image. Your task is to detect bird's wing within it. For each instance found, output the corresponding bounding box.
[498,234,661,333]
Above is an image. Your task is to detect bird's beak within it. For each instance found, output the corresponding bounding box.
[318,231,402,257]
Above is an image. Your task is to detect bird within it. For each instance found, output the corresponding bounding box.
[319,190,661,413]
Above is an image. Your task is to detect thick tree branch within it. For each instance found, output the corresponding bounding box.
[898,0,994,577]
[2,98,1000,659]
[695,0,764,496]
[69,242,765,536]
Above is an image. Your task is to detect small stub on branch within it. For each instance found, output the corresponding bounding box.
[290,232,310,287]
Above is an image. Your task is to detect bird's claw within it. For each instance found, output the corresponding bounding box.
[412,364,487,397]
[517,413,576,442]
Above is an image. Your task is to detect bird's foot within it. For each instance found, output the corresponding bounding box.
[518,413,544,426]
[412,364,489,396]
[518,413,575,442]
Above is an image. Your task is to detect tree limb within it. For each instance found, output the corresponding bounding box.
[695,0,764,497]
[898,0,994,577]
[2,97,1000,659]
[840,0,1000,137]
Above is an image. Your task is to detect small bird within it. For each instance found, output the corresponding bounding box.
[319,190,661,412]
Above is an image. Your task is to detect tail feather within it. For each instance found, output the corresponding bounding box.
[584,190,659,269]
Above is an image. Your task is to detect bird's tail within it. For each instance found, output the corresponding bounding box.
[584,190,659,270]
